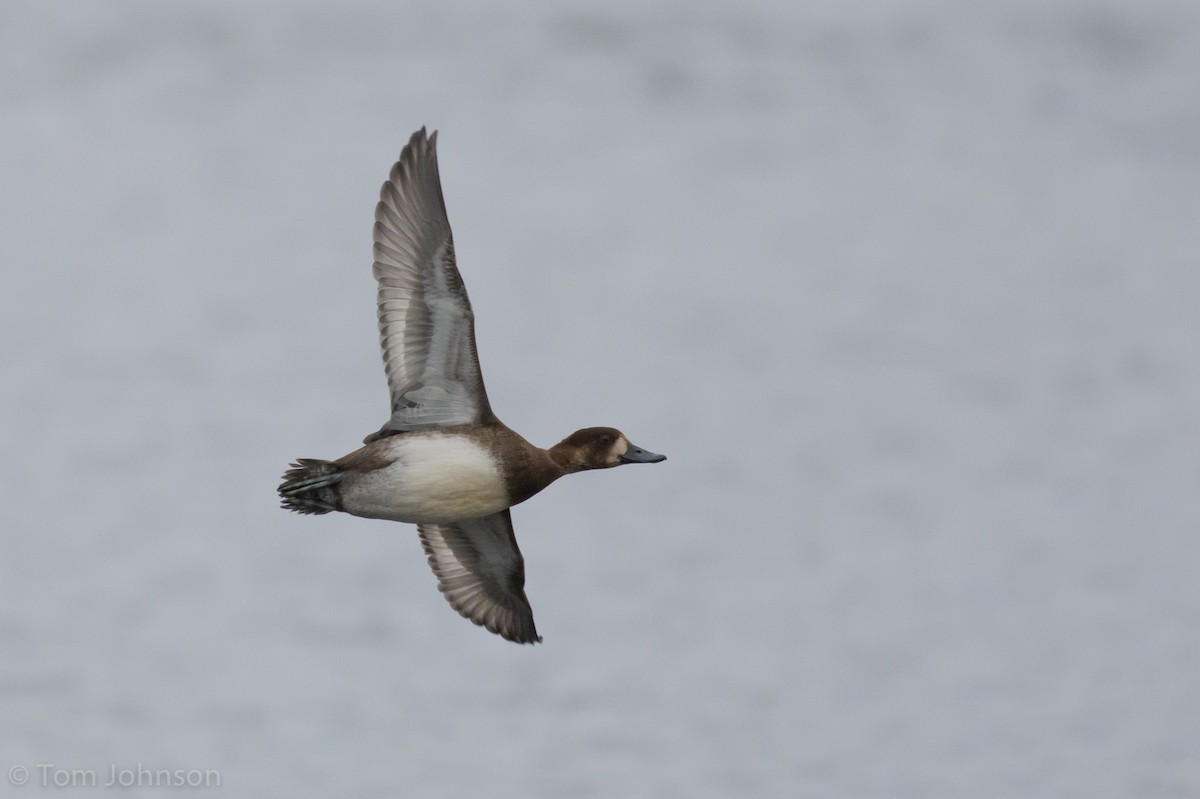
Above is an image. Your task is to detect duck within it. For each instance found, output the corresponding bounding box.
[278,128,666,644]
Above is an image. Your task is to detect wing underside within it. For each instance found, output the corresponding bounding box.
[417,510,541,644]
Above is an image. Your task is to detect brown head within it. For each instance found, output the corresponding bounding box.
[548,427,667,473]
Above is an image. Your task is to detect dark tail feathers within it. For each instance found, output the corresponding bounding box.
[278,459,344,515]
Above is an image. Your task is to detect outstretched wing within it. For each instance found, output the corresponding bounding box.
[366,127,494,443]
[417,510,541,644]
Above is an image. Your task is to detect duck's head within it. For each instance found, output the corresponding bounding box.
[550,427,667,472]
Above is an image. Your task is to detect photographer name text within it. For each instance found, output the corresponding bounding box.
[9,763,221,789]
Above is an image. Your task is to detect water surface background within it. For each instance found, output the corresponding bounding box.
[3,1,1199,796]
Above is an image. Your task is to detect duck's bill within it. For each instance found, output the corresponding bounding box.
[620,443,667,464]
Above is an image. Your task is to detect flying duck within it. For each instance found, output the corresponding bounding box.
[278,128,665,644]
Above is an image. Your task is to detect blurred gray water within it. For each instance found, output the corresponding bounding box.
[3,1,1199,797]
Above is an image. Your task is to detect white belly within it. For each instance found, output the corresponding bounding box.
[340,435,509,523]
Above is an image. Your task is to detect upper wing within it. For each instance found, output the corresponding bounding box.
[366,127,494,443]
[417,510,541,644]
